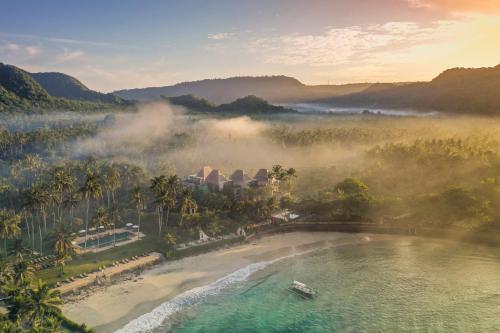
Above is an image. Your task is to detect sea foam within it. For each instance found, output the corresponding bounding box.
[114,251,310,333]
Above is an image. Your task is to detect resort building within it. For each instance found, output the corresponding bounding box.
[185,166,274,200]
[187,165,213,185]
[252,169,271,187]
[206,169,229,191]
[229,169,253,200]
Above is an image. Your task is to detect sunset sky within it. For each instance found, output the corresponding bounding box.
[1,0,499,92]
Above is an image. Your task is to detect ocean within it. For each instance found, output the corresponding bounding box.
[116,237,500,333]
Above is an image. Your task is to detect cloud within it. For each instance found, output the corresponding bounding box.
[404,0,500,13]
[0,32,113,47]
[252,20,457,67]
[0,40,41,58]
[25,45,41,56]
[53,49,85,64]
[207,32,235,40]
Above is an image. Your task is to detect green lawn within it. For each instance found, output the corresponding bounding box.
[36,236,164,285]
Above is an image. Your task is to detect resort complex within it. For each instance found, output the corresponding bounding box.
[186,165,274,200]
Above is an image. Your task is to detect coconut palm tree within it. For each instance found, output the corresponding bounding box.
[11,259,34,286]
[103,164,121,208]
[164,175,180,229]
[50,166,75,224]
[63,190,80,230]
[80,172,102,249]
[0,210,21,256]
[51,225,76,275]
[178,188,197,227]
[25,280,62,326]
[150,175,167,235]
[165,232,177,257]
[130,187,144,240]
[92,207,109,251]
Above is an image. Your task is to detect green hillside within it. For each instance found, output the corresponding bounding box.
[31,72,124,103]
[0,63,128,112]
[163,94,296,114]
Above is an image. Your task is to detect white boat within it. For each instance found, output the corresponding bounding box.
[288,280,317,298]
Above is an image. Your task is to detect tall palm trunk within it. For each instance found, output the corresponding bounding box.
[164,207,170,230]
[157,206,162,236]
[31,215,35,250]
[84,197,90,249]
[24,215,31,247]
[106,190,110,209]
[41,207,47,233]
[38,219,43,255]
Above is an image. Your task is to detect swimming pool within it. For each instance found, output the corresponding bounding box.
[78,231,133,248]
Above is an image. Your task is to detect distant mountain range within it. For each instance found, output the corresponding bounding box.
[163,94,296,114]
[2,62,500,115]
[319,65,500,115]
[0,63,127,112]
[114,76,372,104]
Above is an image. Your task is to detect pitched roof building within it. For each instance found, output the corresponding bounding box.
[206,169,229,191]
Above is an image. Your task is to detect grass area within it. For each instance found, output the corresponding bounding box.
[36,235,164,285]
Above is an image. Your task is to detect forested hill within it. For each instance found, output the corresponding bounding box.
[0,63,128,112]
[115,76,371,104]
[31,72,124,104]
[319,65,500,115]
[163,94,296,114]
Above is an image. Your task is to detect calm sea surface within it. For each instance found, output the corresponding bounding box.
[121,237,500,333]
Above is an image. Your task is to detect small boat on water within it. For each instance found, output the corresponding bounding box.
[288,280,317,298]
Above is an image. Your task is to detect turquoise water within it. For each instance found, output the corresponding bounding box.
[118,236,500,333]
[79,231,131,248]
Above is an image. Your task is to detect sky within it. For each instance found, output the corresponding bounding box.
[1,0,499,92]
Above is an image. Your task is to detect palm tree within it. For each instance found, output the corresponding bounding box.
[270,165,297,196]
[92,207,109,251]
[50,167,75,224]
[178,188,197,227]
[25,280,62,326]
[80,172,102,249]
[63,190,80,230]
[131,187,144,240]
[164,175,180,228]
[11,259,34,286]
[0,210,21,256]
[51,226,76,275]
[150,175,167,235]
[0,319,25,332]
[103,164,121,208]
[165,232,177,256]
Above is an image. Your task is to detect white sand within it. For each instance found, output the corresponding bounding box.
[63,232,380,333]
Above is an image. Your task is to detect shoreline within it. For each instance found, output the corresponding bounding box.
[63,232,385,333]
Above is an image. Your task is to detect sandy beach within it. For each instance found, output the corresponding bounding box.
[63,232,381,333]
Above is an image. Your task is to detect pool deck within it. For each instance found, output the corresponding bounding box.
[74,228,144,254]
[55,252,161,295]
